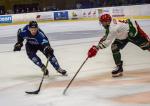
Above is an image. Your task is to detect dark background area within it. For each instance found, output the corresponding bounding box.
[0,0,150,15]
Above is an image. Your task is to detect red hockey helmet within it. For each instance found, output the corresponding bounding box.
[99,14,112,23]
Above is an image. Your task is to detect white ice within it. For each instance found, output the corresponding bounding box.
[0,20,150,106]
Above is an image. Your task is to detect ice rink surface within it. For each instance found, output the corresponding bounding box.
[0,20,150,106]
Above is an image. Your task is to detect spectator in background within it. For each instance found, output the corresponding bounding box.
[0,9,3,15]
[21,9,25,13]
[76,2,82,9]
[2,0,150,14]
[26,8,29,13]
[0,6,5,15]
[51,5,58,11]
[16,9,19,14]
[37,7,40,12]
[43,7,46,11]
[32,8,36,12]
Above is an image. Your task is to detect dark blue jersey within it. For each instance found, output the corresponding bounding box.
[15,25,61,72]
[18,25,49,46]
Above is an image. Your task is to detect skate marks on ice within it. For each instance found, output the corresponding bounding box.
[42,68,150,88]
[0,68,150,106]
[113,91,150,104]
[42,68,150,105]
[85,68,150,105]
[90,68,150,104]
[0,74,68,92]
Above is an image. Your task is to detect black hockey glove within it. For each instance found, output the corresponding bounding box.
[44,46,54,57]
[13,42,23,51]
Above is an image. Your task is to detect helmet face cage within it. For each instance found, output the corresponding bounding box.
[29,21,38,28]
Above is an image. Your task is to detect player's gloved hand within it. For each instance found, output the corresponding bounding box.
[13,42,23,51]
[44,46,54,56]
[88,45,99,58]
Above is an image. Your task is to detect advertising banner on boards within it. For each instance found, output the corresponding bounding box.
[0,15,12,23]
[54,11,69,20]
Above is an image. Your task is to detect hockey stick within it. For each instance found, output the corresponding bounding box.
[63,57,89,95]
[25,56,50,94]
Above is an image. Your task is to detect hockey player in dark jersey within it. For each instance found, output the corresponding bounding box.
[13,21,67,76]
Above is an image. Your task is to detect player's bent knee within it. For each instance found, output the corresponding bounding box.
[111,44,120,53]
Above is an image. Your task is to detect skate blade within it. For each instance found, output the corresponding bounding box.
[57,71,68,76]
[112,72,123,77]
[62,73,68,76]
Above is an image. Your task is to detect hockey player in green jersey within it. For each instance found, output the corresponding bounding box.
[88,14,150,77]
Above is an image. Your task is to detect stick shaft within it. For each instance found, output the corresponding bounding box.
[63,57,88,95]
[38,56,50,91]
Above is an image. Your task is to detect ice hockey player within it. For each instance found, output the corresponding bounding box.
[13,21,67,76]
[88,13,150,77]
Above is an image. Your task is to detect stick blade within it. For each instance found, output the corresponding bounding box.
[25,90,39,94]
[63,91,66,95]
[62,89,68,96]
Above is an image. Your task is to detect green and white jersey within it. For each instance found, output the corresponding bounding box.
[98,19,138,49]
